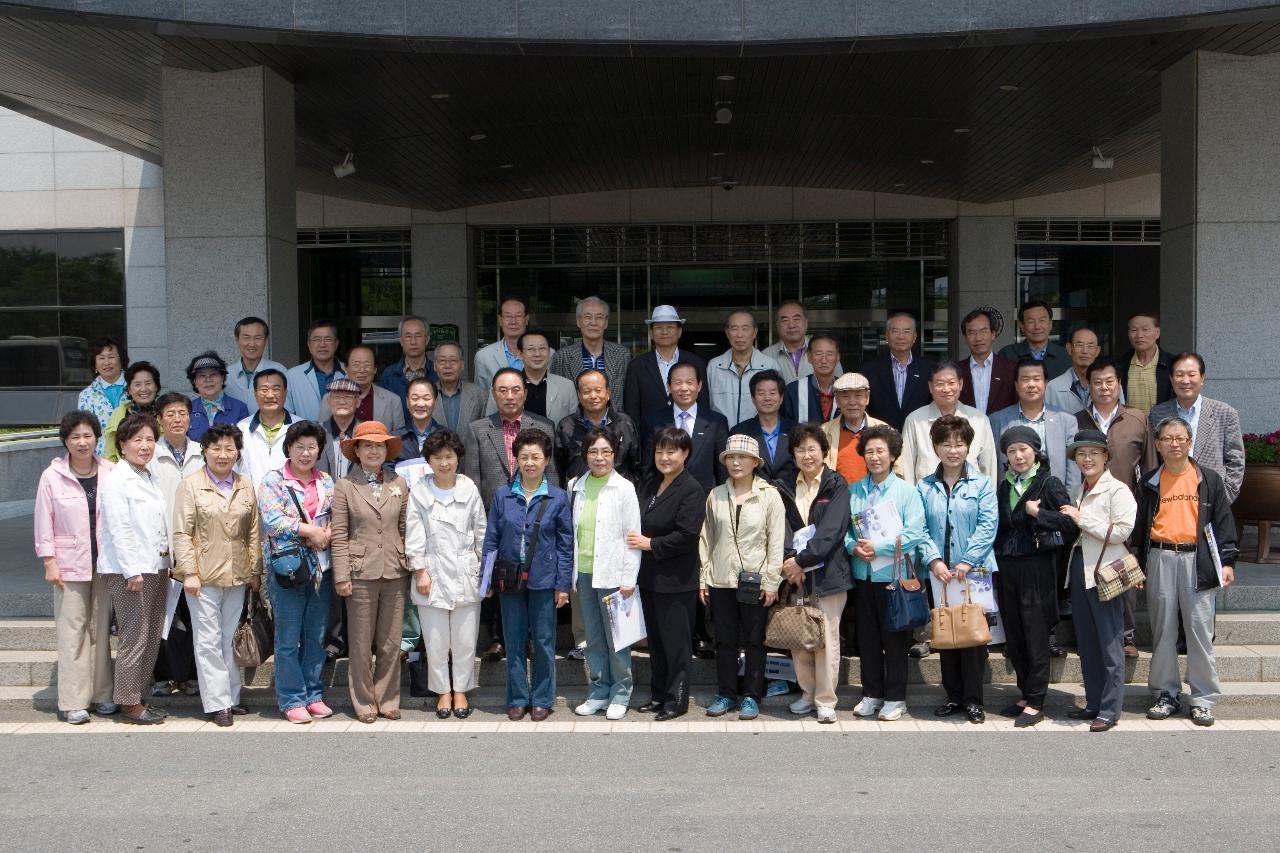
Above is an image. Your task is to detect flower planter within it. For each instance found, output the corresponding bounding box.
[1235,463,1280,562]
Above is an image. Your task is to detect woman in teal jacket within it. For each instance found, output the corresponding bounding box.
[843,424,927,722]
[916,415,999,724]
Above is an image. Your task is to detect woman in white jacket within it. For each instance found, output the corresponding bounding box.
[405,430,487,721]
[1060,429,1138,732]
[98,412,171,725]
[570,428,642,721]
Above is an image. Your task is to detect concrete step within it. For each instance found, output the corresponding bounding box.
[4,681,1280,719]
[1055,611,1280,646]
[6,644,1280,688]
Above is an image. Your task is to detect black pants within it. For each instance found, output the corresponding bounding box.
[325,593,348,658]
[641,588,696,712]
[940,646,988,707]
[153,594,196,684]
[854,579,913,702]
[996,554,1058,708]
[708,587,767,702]
[480,596,504,646]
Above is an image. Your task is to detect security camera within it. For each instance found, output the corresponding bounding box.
[720,180,737,191]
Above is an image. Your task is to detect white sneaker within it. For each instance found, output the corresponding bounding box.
[816,706,837,724]
[878,700,907,721]
[789,697,816,715]
[605,703,627,721]
[575,698,609,716]
[852,697,884,717]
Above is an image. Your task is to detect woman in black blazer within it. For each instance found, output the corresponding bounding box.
[626,426,708,721]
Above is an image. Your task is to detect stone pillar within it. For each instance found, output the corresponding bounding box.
[952,216,1017,356]
[411,223,475,367]
[1162,50,1280,431]
[161,66,297,384]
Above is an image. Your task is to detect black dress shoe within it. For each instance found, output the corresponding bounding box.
[934,702,963,718]
[965,704,985,724]
[229,704,250,716]
[435,706,453,720]
[654,708,687,722]
[212,709,233,727]
[530,706,552,722]
[1090,717,1117,732]
[484,641,506,662]
[144,704,169,719]
[453,706,473,720]
[119,708,165,725]
[507,706,528,721]
[998,703,1025,718]
[1067,708,1099,720]
[637,700,663,713]
[693,639,715,660]
[1013,710,1044,728]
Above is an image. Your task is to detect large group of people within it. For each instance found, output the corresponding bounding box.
[33,296,1241,729]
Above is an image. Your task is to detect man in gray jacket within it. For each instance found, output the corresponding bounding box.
[1148,352,1244,504]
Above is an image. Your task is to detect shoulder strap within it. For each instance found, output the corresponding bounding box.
[285,482,310,523]
[1094,521,1114,574]
[523,496,552,565]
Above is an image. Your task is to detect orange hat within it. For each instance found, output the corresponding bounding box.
[340,420,402,462]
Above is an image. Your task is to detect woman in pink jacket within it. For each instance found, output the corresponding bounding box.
[33,411,118,725]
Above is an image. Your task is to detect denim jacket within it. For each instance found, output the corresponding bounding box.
[916,463,999,574]
[843,473,928,583]
[482,479,574,592]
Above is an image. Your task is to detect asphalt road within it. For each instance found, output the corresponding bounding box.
[3,731,1278,851]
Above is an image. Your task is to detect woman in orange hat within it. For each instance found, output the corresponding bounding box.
[330,420,410,723]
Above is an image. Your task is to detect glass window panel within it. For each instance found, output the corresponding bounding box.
[57,231,125,305]
[0,233,57,307]
[0,310,61,386]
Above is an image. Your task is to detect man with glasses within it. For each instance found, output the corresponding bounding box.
[286,319,347,422]
[1046,327,1115,414]
[550,296,632,408]
[430,341,486,432]
[377,315,438,424]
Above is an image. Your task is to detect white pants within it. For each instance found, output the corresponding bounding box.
[418,602,480,694]
[187,585,246,713]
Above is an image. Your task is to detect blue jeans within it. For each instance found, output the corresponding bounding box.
[577,574,633,705]
[268,570,332,712]
[500,588,557,709]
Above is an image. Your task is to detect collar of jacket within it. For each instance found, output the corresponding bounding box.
[1077,468,1121,500]
[195,469,251,496]
[248,411,295,434]
[924,461,982,489]
[49,454,112,484]
[716,474,776,501]
[773,464,839,501]
[1141,459,1204,492]
[304,360,346,377]
[574,405,616,429]
[710,348,771,373]
[853,471,904,498]
[153,437,200,464]
[570,469,621,493]
[420,473,477,505]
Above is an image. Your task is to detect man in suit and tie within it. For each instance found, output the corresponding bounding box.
[998,300,1071,380]
[990,357,1080,492]
[731,370,797,487]
[643,361,728,491]
[622,304,710,428]
[485,330,576,425]
[860,311,935,431]
[319,346,405,435]
[780,334,841,424]
[957,308,1017,415]
[549,295,632,410]
[1148,352,1244,503]
[760,300,843,385]
[430,341,486,433]
[462,367,558,661]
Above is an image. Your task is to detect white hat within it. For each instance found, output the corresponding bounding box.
[645,305,686,325]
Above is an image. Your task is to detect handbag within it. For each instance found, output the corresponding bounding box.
[269,486,317,589]
[730,501,767,605]
[930,580,992,650]
[497,498,550,594]
[1092,521,1144,602]
[232,587,275,668]
[765,574,826,651]
[884,537,930,632]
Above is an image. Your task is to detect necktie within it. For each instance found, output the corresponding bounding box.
[679,411,692,436]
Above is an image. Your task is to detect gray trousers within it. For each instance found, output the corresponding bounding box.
[1146,549,1221,709]
[1069,551,1125,721]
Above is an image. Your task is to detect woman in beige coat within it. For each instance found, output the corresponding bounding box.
[171,423,262,727]
[330,421,410,723]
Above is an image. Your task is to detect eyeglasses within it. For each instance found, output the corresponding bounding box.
[586,448,614,458]
[1159,435,1190,445]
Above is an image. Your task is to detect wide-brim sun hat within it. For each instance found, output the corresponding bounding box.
[341,420,402,462]
[645,304,686,325]
[1066,429,1110,460]
[718,433,762,464]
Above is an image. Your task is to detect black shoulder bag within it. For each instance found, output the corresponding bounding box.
[495,497,551,594]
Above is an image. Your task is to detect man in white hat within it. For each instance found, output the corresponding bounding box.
[622,304,710,428]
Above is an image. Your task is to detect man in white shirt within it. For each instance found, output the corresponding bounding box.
[236,369,296,486]
[224,316,287,415]
[706,310,772,428]
[1148,352,1244,503]
[898,361,999,485]
[957,308,1017,415]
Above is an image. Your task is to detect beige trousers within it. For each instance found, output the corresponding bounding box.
[346,577,407,716]
[54,574,114,711]
[791,590,848,710]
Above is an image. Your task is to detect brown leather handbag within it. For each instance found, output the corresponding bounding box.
[929,580,992,650]
[765,575,826,652]
[1093,522,1144,603]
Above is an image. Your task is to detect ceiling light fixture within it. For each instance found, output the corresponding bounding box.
[714,106,733,125]
[1091,146,1114,169]
[999,84,1019,92]
[953,127,970,133]
[711,151,725,157]
[521,187,535,193]
[332,152,356,179]
[431,92,450,100]
[469,132,487,141]
[920,159,935,165]
[893,182,906,188]
[499,163,514,169]
[717,73,735,81]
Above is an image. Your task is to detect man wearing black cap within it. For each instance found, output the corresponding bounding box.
[185,350,248,443]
